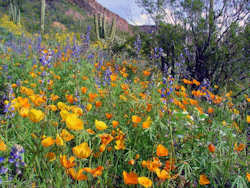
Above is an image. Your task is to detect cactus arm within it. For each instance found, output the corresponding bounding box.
[41,0,46,34]
[99,14,103,38]
[102,14,106,39]
[110,17,116,42]
[94,14,100,40]
[17,8,20,24]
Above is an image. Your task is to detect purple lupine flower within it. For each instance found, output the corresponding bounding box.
[104,68,112,86]
[0,157,4,163]
[134,35,142,56]
[0,167,8,174]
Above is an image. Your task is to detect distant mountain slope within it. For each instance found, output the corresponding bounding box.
[0,0,133,34]
[67,0,131,32]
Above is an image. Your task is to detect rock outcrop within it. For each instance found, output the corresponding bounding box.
[67,0,130,32]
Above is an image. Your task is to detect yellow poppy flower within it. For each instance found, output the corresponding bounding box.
[45,152,56,162]
[72,142,91,159]
[138,177,152,188]
[66,113,84,131]
[28,109,45,123]
[56,134,64,146]
[60,129,74,142]
[95,120,108,131]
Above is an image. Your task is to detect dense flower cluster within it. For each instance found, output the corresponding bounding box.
[0,18,248,187]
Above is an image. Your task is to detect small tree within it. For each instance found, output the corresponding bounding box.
[136,0,249,87]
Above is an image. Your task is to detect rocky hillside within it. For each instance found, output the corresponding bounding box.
[0,0,133,36]
[67,0,131,32]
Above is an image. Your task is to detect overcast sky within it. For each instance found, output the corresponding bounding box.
[96,0,154,25]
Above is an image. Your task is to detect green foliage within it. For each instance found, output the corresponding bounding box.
[136,0,249,97]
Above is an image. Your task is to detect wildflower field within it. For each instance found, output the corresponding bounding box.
[0,17,249,188]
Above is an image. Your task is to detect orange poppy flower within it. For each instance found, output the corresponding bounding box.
[121,83,129,90]
[0,140,7,151]
[182,79,192,85]
[156,144,168,157]
[199,174,210,185]
[142,116,152,129]
[155,168,170,180]
[123,171,138,185]
[247,115,250,124]
[81,87,87,94]
[164,159,175,171]
[144,158,162,172]
[138,177,152,188]
[144,70,152,76]
[128,159,135,165]
[112,120,119,128]
[41,137,55,147]
[86,128,96,135]
[234,143,245,152]
[83,166,104,177]
[135,154,140,160]
[45,152,56,162]
[99,134,114,152]
[68,168,87,181]
[95,101,102,108]
[105,113,112,119]
[132,115,141,124]
[88,93,98,102]
[66,94,74,104]
[122,73,128,78]
[110,74,117,81]
[192,79,200,86]
[208,144,216,153]
[114,139,125,150]
[82,76,88,81]
[146,103,152,112]
[111,82,117,87]
[60,155,76,169]
[246,172,250,182]
[99,134,114,146]
[207,107,214,114]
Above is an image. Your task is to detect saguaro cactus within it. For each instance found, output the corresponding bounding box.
[41,0,46,34]
[8,0,21,24]
[94,14,100,40]
[94,13,116,43]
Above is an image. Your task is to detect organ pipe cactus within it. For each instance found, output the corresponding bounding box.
[94,13,116,43]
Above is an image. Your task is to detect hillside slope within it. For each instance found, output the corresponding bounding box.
[0,0,132,37]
